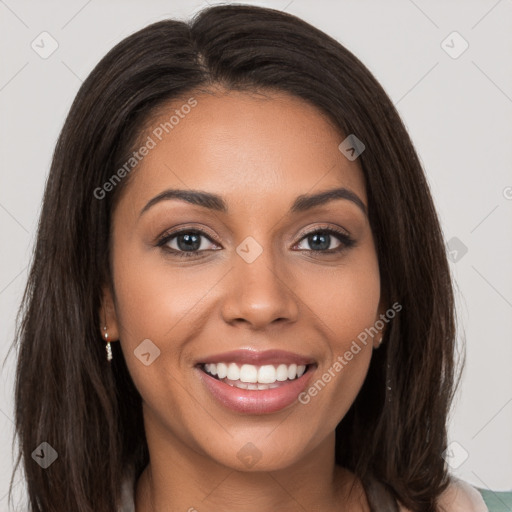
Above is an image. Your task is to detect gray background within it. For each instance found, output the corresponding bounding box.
[1,0,511,508]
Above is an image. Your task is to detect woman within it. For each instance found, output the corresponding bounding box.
[8,4,492,511]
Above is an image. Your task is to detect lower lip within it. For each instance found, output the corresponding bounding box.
[197,366,315,414]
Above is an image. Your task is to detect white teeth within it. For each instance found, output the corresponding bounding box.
[202,362,310,384]
[240,364,258,383]
[258,365,276,383]
[227,363,239,380]
[216,362,227,379]
[276,364,289,381]
[205,363,217,376]
[224,381,280,390]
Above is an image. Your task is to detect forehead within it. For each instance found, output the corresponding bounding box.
[125,89,367,215]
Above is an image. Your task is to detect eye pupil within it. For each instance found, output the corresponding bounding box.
[309,233,330,251]
[178,233,201,251]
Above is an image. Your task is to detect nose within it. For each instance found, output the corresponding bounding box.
[220,243,300,330]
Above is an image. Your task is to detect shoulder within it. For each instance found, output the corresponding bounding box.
[398,478,488,512]
[437,478,488,511]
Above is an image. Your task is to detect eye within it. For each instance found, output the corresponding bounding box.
[156,225,356,259]
[157,229,220,258]
[294,227,356,254]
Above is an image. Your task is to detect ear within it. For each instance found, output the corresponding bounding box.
[99,284,119,342]
[373,298,388,349]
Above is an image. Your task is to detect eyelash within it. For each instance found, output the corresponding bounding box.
[156,225,356,259]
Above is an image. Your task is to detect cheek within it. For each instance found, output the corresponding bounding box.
[110,243,223,406]
[296,252,380,424]
[110,250,199,422]
[111,243,215,345]
[303,251,381,346]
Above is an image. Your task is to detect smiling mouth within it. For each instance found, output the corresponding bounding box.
[198,362,315,390]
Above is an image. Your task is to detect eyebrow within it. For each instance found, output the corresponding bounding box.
[139,186,368,218]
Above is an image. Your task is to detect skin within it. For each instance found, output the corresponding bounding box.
[101,88,391,512]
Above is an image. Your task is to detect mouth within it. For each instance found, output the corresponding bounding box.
[198,361,314,390]
[195,350,317,414]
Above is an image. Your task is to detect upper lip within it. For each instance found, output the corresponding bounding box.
[197,349,316,366]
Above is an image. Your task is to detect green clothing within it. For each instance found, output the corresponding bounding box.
[478,488,512,511]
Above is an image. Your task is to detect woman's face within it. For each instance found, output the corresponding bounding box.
[103,89,386,471]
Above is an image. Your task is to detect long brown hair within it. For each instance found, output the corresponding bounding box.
[6,4,461,511]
